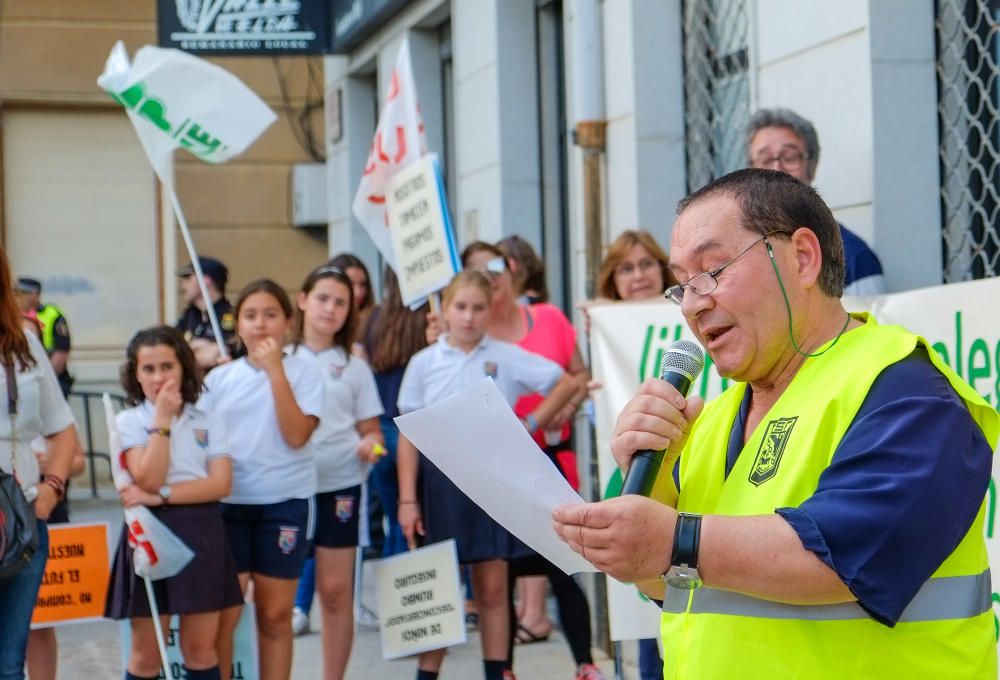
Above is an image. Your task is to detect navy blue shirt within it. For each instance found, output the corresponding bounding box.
[720,349,993,626]
[839,223,884,291]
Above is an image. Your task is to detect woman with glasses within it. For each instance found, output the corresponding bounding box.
[458,241,602,680]
[595,230,674,302]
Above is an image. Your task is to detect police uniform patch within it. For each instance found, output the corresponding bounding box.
[335,496,355,522]
[193,428,209,448]
[748,417,797,487]
[278,525,299,554]
[54,318,69,338]
[484,361,498,379]
[221,313,235,331]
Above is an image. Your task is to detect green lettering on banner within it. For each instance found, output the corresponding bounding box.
[956,310,964,381]
[968,338,991,404]
[638,325,654,383]
[993,341,1000,408]
[993,592,1000,641]
[988,479,997,539]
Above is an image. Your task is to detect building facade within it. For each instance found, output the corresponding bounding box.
[326,0,996,307]
[0,1,328,384]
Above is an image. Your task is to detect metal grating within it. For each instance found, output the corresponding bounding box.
[937,0,1000,280]
[682,0,751,193]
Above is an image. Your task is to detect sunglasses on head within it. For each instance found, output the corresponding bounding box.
[477,257,505,276]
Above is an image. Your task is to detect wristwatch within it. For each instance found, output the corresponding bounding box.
[664,512,702,590]
[158,484,172,505]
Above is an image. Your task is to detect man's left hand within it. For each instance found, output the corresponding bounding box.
[553,496,677,583]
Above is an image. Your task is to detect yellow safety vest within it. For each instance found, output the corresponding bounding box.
[660,314,999,679]
[35,303,65,354]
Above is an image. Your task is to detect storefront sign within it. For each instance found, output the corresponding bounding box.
[157,0,330,55]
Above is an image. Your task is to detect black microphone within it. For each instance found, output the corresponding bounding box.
[620,339,705,496]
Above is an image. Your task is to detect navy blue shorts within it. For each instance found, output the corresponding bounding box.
[221,498,314,579]
[313,485,362,549]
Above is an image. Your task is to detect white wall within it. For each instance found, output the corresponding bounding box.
[752,0,941,291]
[601,0,686,241]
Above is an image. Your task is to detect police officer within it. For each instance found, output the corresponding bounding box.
[174,257,237,370]
[16,277,73,397]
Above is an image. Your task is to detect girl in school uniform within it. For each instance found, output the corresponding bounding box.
[397,270,579,680]
[201,280,323,680]
[287,265,384,680]
[105,325,242,680]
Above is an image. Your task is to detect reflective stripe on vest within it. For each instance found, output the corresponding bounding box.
[663,570,991,623]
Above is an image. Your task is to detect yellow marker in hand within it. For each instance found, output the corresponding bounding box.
[372,442,387,457]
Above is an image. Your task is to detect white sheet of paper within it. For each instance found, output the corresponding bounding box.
[395,378,596,574]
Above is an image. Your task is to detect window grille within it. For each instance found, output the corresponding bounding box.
[937,0,1000,280]
[682,0,751,193]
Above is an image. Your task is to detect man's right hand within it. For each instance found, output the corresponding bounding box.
[610,378,704,472]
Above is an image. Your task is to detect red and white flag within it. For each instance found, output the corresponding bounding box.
[352,38,427,269]
[103,394,194,581]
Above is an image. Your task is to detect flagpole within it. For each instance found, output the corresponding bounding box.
[143,574,172,680]
[167,188,229,360]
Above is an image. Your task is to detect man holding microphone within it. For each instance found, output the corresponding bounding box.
[554,169,998,677]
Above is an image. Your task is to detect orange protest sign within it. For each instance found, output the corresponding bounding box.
[31,522,111,626]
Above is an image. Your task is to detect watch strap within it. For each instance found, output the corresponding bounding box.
[671,512,702,569]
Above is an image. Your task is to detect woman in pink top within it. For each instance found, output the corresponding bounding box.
[461,241,603,680]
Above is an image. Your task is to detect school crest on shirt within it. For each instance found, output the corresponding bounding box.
[484,361,498,379]
[278,525,299,554]
[328,362,346,379]
[193,428,209,448]
[748,417,797,487]
[335,495,355,522]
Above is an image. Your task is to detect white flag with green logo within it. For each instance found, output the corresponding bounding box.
[97,40,276,187]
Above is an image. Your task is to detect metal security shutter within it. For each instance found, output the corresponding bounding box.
[2,110,160,384]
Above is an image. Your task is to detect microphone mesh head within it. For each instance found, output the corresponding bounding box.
[661,340,705,380]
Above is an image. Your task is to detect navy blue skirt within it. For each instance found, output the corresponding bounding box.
[419,455,530,564]
[105,502,243,619]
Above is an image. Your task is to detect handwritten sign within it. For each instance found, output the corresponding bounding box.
[31,522,111,627]
[385,155,460,306]
[373,539,465,659]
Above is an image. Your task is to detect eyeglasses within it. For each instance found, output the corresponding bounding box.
[750,149,808,170]
[614,258,661,278]
[664,232,781,305]
[470,256,506,278]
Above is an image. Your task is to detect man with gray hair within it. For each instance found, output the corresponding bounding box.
[746,107,886,297]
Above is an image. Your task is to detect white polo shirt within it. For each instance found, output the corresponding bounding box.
[0,332,75,492]
[398,335,563,415]
[287,344,384,493]
[116,402,230,485]
[200,355,323,504]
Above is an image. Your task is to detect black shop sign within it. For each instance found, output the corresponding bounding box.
[157,0,331,55]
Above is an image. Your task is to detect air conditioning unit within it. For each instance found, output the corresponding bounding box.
[291,163,328,227]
